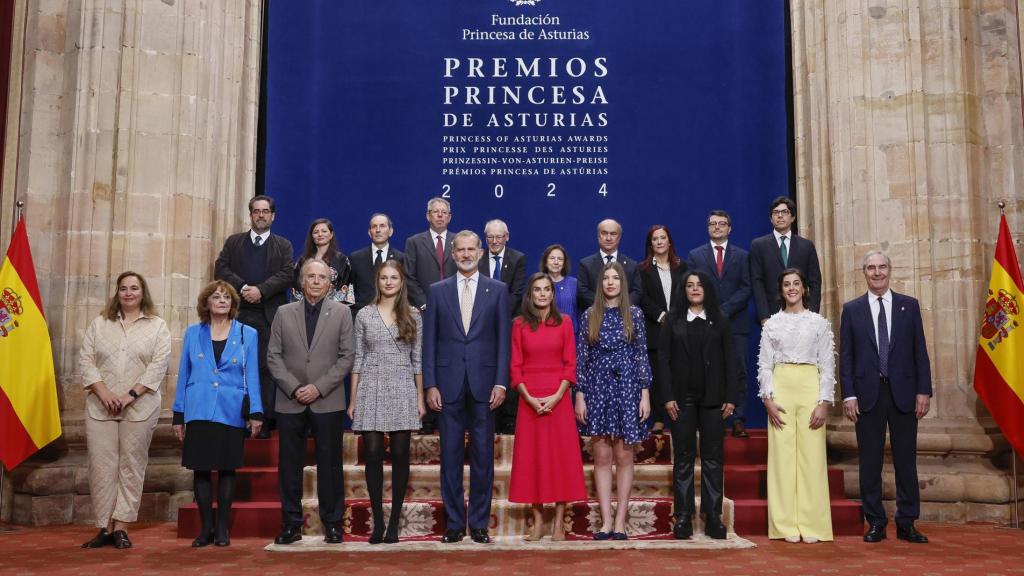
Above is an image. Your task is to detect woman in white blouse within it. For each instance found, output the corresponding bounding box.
[79,271,171,550]
[757,268,834,544]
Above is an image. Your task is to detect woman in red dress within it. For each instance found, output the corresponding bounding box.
[509,273,588,541]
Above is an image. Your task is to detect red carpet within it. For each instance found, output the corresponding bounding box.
[3,522,1024,575]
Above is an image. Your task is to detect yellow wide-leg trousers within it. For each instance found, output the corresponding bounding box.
[766,364,833,541]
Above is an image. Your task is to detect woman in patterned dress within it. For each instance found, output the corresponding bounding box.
[575,261,652,541]
[508,273,587,541]
[758,268,835,543]
[292,218,353,304]
[347,260,424,543]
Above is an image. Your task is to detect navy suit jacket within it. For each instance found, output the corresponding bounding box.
[577,252,643,312]
[686,243,752,335]
[404,230,456,309]
[839,292,932,413]
[749,232,822,320]
[423,274,511,403]
[478,247,527,317]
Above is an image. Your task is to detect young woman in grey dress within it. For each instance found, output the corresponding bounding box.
[347,260,424,543]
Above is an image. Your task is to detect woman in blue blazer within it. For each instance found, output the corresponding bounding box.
[173,280,263,547]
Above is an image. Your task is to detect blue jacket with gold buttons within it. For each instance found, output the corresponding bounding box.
[172,320,262,428]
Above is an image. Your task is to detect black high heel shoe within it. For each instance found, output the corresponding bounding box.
[368,524,385,545]
[383,526,400,544]
[192,529,215,548]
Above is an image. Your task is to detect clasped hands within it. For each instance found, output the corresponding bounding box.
[240,285,262,304]
[294,384,322,405]
[663,401,735,422]
[91,382,134,416]
[425,386,506,412]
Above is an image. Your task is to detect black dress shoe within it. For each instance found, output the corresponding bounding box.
[214,529,230,547]
[731,420,749,438]
[82,528,113,549]
[896,523,928,544]
[323,525,343,544]
[383,530,399,544]
[704,515,727,540]
[441,529,465,543]
[274,526,302,545]
[673,516,693,540]
[111,530,132,549]
[864,523,887,543]
[470,528,491,543]
[192,530,215,548]
[368,525,384,545]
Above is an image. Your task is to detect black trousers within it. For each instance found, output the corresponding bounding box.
[668,402,725,518]
[856,379,920,527]
[278,408,344,527]
[237,308,275,420]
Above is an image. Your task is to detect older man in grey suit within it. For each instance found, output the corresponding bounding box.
[267,259,355,545]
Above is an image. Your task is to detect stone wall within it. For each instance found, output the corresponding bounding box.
[791,0,1024,523]
[3,0,263,524]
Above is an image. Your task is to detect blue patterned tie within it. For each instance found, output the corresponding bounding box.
[877,297,889,377]
[493,255,502,279]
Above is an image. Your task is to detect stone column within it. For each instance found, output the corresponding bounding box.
[791,0,1024,522]
[5,0,262,525]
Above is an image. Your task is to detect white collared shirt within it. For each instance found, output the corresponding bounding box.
[686,308,707,322]
[600,250,618,263]
[488,248,506,278]
[867,289,893,345]
[710,239,729,252]
[250,229,271,246]
[433,230,448,248]
[654,260,672,311]
[371,243,390,260]
[772,229,791,248]
[458,271,480,300]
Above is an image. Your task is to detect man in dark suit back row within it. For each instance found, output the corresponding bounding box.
[348,213,406,318]
[214,195,295,437]
[577,218,643,311]
[750,196,823,323]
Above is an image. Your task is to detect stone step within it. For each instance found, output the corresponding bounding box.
[723,464,847,500]
[177,497,735,541]
[231,463,682,501]
[241,430,768,467]
[730,498,863,536]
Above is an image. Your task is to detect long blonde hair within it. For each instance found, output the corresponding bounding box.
[587,261,634,344]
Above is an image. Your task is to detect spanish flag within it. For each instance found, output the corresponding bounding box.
[0,217,60,470]
[974,214,1024,456]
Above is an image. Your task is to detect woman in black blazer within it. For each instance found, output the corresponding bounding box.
[656,270,743,540]
[638,225,686,434]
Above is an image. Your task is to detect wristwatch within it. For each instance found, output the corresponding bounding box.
[128,389,139,400]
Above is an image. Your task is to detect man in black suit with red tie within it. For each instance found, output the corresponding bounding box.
[349,213,406,318]
[840,250,932,544]
[685,209,752,438]
[749,196,822,324]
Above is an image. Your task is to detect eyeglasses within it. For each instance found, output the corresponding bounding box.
[428,210,450,216]
[251,209,272,215]
[485,235,507,242]
[771,209,792,216]
[708,221,730,228]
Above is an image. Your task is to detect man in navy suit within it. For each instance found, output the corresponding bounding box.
[348,213,406,318]
[478,218,526,435]
[840,250,932,544]
[423,230,511,544]
[749,196,822,324]
[685,209,752,438]
[578,219,642,312]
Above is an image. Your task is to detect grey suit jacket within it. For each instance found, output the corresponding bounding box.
[404,230,456,309]
[267,299,355,414]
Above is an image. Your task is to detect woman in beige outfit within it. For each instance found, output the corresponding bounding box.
[79,271,171,549]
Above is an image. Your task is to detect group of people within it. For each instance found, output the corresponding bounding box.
[76,194,933,549]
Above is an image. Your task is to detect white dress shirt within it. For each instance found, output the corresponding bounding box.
[489,248,506,278]
[756,309,836,404]
[773,229,791,248]
[843,289,893,402]
[249,229,271,245]
[371,242,391,260]
[654,261,672,312]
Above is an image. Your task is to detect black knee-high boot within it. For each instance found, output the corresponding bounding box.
[215,470,237,546]
[385,431,411,543]
[192,471,215,547]
[363,432,386,543]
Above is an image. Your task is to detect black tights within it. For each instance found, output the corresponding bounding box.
[363,431,411,536]
[193,470,237,538]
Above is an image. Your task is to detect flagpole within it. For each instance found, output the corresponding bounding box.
[13,199,23,222]
[1,203,21,529]
[994,199,1023,530]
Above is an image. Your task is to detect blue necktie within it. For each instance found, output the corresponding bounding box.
[877,297,889,377]
[254,235,263,247]
[492,255,502,279]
